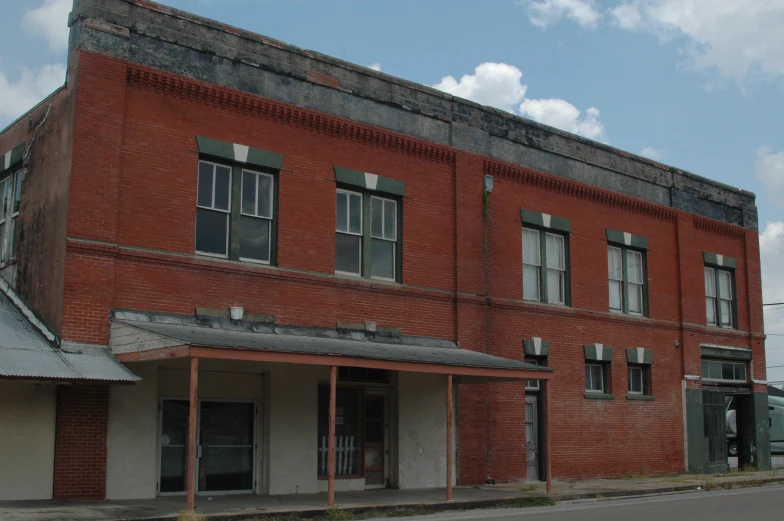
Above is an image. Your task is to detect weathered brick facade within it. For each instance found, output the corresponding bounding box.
[0,0,767,499]
[53,386,109,500]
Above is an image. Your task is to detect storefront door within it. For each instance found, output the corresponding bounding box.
[525,396,538,481]
[364,393,389,488]
[159,399,256,495]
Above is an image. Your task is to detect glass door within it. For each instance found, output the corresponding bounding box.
[198,401,255,493]
[160,399,190,494]
[525,396,538,481]
[159,399,255,495]
[364,393,388,488]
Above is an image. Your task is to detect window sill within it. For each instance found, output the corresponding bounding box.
[523,299,569,309]
[626,394,655,401]
[584,393,615,400]
[334,272,401,286]
[706,324,738,332]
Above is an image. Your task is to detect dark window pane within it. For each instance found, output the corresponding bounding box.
[198,162,213,207]
[348,194,362,234]
[722,363,734,380]
[336,192,348,232]
[242,172,256,214]
[240,216,270,262]
[196,208,228,255]
[317,388,362,477]
[214,165,231,211]
[370,238,394,279]
[371,197,383,237]
[336,233,361,274]
[257,175,273,218]
[383,200,396,239]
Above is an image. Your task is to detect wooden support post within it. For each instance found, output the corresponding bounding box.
[187,357,199,511]
[446,374,453,501]
[545,379,553,494]
[328,365,337,507]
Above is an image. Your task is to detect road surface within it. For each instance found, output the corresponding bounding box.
[369,484,784,521]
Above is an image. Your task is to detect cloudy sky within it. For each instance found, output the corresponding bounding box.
[2,0,784,383]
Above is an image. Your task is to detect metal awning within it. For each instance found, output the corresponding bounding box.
[0,280,139,383]
[110,309,552,381]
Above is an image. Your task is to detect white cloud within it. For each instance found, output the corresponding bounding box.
[23,0,71,53]
[432,62,607,142]
[519,99,607,142]
[518,0,602,29]
[0,63,66,127]
[369,63,382,72]
[756,146,784,208]
[608,0,784,82]
[760,221,784,385]
[432,63,528,113]
[640,147,664,160]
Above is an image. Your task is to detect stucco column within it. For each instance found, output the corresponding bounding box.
[186,357,199,511]
[328,365,337,506]
[446,374,453,501]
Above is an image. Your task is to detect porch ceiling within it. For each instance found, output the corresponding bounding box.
[110,310,552,381]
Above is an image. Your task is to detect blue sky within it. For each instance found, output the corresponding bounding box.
[2,0,784,383]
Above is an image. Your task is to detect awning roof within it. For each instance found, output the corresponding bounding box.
[111,310,552,381]
[0,280,139,383]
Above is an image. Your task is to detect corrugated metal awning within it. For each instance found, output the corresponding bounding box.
[0,281,139,383]
[110,310,552,381]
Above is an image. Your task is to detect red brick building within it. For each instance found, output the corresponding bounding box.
[0,0,770,504]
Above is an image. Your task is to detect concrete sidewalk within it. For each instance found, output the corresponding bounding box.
[2,468,784,521]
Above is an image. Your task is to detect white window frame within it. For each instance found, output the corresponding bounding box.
[705,266,718,326]
[545,232,566,305]
[608,245,646,316]
[369,195,397,282]
[238,169,275,265]
[195,160,232,259]
[701,360,747,384]
[0,177,7,262]
[335,188,363,277]
[628,366,644,395]
[585,363,605,394]
[705,266,735,329]
[525,358,541,390]
[522,228,541,301]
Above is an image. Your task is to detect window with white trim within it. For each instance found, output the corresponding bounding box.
[0,169,22,262]
[585,363,606,393]
[525,358,542,390]
[196,160,277,262]
[523,227,568,305]
[705,266,735,329]
[701,360,746,383]
[335,189,400,282]
[240,170,274,263]
[607,245,647,316]
[627,365,651,396]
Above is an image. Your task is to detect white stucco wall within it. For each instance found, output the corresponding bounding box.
[397,372,455,489]
[106,363,158,499]
[268,364,325,495]
[0,381,56,500]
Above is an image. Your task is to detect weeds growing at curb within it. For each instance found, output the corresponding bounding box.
[176,512,209,521]
[506,496,556,508]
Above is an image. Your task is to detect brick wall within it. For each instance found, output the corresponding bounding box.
[53,385,109,500]
[57,50,765,487]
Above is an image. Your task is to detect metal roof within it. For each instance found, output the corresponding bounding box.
[112,310,550,374]
[0,281,139,383]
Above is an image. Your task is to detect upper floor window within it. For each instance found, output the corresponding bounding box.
[193,137,283,264]
[0,169,22,262]
[701,359,746,383]
[606,229,649,316]
[335,189,399,281]
[521,210,571,305]
[703,253,737,329]
[333,167,406,283]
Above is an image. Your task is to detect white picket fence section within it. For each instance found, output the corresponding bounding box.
[319,435,358,475]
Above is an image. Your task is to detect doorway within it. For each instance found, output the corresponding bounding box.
[364,393,389,489]
[526,395,539,481]
[159,399,256,495]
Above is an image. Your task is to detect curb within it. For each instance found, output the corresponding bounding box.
[124,477,784,521]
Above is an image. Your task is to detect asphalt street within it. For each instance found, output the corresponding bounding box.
[368,484,784,521]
